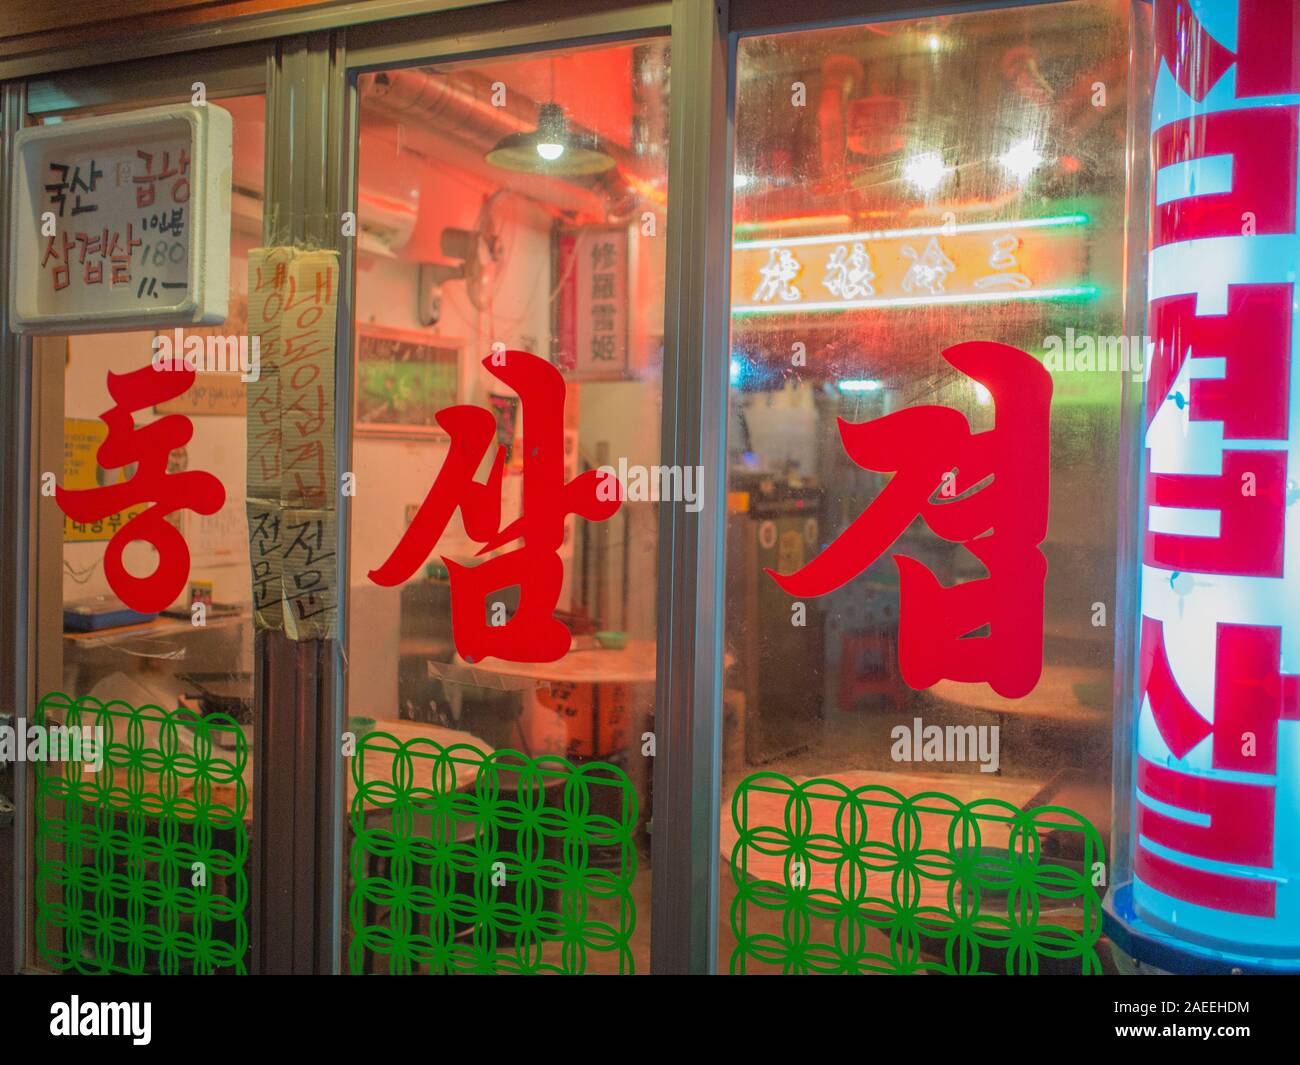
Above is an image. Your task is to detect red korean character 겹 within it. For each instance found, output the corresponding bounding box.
[369,350,620,663]
[75,229,106,285]
[768,341,1052,699]
[56,364,226,613]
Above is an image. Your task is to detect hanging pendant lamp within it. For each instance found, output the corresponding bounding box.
[485,60,615,176]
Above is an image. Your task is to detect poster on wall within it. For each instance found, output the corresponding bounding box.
[61,418,148,543]
[9,102,233,334]
[354,324,461,438]
[552,224,629,379]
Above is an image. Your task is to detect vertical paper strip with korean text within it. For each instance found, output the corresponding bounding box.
[280,250,338,640]
[244,246,339,639]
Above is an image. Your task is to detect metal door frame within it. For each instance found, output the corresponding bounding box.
[1,40,278,976]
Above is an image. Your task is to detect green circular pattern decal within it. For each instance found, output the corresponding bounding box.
[729,773,1105,975]
[34,692,249,975]
[349,732,638,975]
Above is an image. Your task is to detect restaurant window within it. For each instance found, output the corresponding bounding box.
[27,93,265,974]
[345,38,669,974]
[722,0,1133,974]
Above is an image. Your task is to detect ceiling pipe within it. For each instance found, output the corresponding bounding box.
[361,121,610,222]
[360,67,646,219]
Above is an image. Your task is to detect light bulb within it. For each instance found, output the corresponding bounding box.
[536,142,565,161]
[998,138,1044,181]
[902,151,950,194]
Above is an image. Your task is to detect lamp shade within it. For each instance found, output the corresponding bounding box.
[485,103,616,176]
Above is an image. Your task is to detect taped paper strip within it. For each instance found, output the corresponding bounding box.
[245,246,340,640]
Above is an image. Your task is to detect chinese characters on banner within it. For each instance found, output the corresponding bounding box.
[730,216,1089,314]
[11,104,232,332]
[55,365,226,613]
[553,227,628,377]
[1130,0,1300,956]
[245,248,339,640]
[767,341,1052,700]
[368,351,620,663]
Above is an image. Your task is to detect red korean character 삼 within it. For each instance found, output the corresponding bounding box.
[41,233,74,291]
[369,350,621,664]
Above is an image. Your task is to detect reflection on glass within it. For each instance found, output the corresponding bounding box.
[347,40,669,974]
[723,2,1130,974]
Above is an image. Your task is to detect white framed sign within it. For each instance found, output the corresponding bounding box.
[10,103,232,334]
[552,224,629,380]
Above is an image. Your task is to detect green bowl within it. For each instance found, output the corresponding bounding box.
[348,716,376,738]
[595,630,628,650]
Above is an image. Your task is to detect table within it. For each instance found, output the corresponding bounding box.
[447,640,658,760]
[721,768,1100,971]
[61,612,247,648]
[722,768,1044,908]
[61,612,252,701]
[449,639,658,686]
[925,663,1112,726]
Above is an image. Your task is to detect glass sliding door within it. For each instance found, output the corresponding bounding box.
[18,82,267,974]
[721,0,1136,975]
[344,33,670,975]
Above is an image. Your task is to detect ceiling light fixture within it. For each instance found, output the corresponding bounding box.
[998,138,1045,181]
[486,102,615,175]
[902,151,951,194]
[485,59,616,176]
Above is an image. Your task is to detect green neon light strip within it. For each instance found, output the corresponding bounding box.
[729,772,1106,975]
[732,284,1097,316]
[732,212,1090,250]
